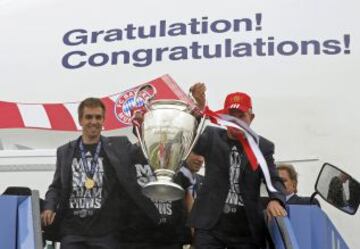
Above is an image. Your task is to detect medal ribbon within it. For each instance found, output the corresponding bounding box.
[79,139,102,179]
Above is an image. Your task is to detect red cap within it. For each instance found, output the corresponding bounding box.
[222,92,252,114]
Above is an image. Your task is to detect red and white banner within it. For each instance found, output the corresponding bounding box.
[0,75,188,131]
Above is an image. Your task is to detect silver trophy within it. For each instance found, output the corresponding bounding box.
[133,84,205,201]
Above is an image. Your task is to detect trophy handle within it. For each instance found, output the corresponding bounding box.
[132,84,157,160]
[182,113,206,160]
[183,88,207,160]
[134,84,157,111]
[134,125,149,160]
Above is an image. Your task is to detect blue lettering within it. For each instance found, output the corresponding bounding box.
[168,23,187,36]
[233,42,252,57]
[189,41,202,59]
[277,41,299,56]
[253,38,266,56]
[203,44,222,58]
[111,51,130,65]
[210,19,232,33]
[301,40,321,55]
[104,29,123,42]
[189,18,201,34]
[322,40,342,55]
[169,46,188,60]
[63,29,87,46]
[155,47,169,61]
[138,25,156,39]
[91,30,105,43]
[62,51,87,69]
[88,53,109,67]
[133,49,152,67]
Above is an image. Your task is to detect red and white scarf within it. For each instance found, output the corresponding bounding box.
[203,106,277,192]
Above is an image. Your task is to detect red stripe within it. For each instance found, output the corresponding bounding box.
[43,104,77,131]
[203,106,221,124]
[0,101,25,128]
[151,78,179,100]
[237,134,258,171]
[160,74,189,101]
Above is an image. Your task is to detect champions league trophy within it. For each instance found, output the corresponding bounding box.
[133,84,205,201]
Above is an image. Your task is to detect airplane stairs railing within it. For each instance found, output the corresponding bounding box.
[0,196,351,249]
[0,191,42,249]
[268,205,349,249]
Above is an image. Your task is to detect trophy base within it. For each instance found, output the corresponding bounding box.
[142,180,185,201]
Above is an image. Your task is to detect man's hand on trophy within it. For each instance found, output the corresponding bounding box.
[131,106,146,128]
[190,82,206,110]
[131,106,147,139]
[186,152,204,172]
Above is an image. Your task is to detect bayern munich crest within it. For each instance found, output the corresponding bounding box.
[114,89,152,125]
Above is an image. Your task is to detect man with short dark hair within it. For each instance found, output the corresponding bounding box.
[188,84,286,249]
[41,97,159,249]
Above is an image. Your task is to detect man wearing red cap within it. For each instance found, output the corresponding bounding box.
[188,83,286,249]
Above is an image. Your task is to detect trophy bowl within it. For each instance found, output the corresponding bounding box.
[134,85,204,201]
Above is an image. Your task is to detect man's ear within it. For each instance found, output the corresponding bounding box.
[293,182,297,193]
[250,113,255,121]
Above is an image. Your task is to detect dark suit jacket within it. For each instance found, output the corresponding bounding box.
[44,136,160,225]
[189,126,285,247]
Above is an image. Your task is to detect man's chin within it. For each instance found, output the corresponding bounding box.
[88,128,101,135]
[85,132,101,139]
